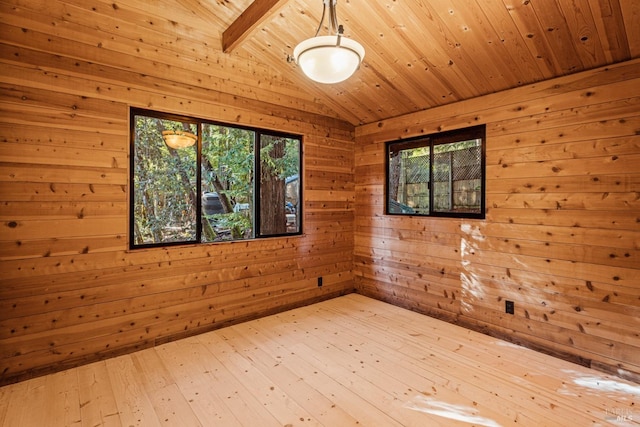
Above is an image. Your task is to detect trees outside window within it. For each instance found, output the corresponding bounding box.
[201,124,255,242]
[259,134,301,236]
[131,115,198,246]
[130,109,302,249]
[386,125,485,219]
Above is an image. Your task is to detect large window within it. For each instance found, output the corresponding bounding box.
[386,125,485,218]
[130,109,302,249]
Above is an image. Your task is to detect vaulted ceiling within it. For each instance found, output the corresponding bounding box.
[7,0,638,126]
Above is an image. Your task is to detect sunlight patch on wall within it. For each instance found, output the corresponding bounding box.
[460,223,486,315]
[460,271,484,314]
[459,223,554,316]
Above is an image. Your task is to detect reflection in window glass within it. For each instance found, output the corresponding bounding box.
[132,115,198,246]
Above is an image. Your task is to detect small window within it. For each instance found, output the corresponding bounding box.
[130,109,302,249]
[386,125,485,219]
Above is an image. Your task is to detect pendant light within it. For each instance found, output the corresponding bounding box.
[162,130,197,149]
[290,0,364,84]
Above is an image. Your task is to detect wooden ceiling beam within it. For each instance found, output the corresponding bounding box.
[222,0,288,53]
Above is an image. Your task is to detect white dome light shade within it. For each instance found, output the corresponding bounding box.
[294,35,365,84]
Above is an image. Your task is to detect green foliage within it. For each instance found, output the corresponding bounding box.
[259,136,300,180]
[202,125,254,204]
[202,124,254,241]
[205,212,252,241]
[404,146,429,158]
[133,116,197,245]
[433,138,481,154]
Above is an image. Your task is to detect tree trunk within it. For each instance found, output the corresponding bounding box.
[260,138,286,235]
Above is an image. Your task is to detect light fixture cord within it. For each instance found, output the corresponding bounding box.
[328,0,338,34]
[315,0,339,37]
[313,2,327,37]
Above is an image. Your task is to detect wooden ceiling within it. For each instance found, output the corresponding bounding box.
[7,0,638,126]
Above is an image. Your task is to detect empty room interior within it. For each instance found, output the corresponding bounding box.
[1,0,639,425]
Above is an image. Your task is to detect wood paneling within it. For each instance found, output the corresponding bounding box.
[2,0,638,127]
[0,7,355,384]
[354,59,640,381]
[236,0,639,125]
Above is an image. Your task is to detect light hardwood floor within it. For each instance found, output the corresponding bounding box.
[1,294,638,426]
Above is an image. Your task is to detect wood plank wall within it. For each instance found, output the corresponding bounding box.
[0,11,355,385]
[354,59,640,382]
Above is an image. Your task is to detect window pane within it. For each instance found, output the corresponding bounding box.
[259,135,301,236]
[388,145,428,214]
[201,124,255,242]
[132,115,197,246]
[433,139,482,214]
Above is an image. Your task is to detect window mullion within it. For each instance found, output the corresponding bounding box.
[196,123,203,243]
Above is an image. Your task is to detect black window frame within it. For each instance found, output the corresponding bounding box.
[385,124,486,219]
[129,107,303,250]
